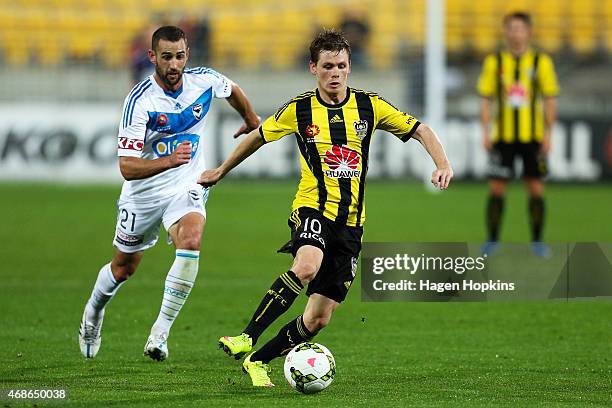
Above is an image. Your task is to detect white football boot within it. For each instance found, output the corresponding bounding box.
[78,309,104,358]
[144,332,169,361]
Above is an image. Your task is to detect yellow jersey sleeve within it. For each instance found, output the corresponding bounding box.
[477,54,497,97]
[259,101,298,143]
[374,96,420,142]
[538,54,559,97]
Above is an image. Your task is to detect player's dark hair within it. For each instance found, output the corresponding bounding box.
[309,29,351,64]
[151,26,188,51]
[503,11,532,28]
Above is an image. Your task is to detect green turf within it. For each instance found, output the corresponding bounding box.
[0,181,610,407]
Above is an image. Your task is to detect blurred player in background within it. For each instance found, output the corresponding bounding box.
[200,29,453,387]
[78,26,260,361]
[478,12,559,256]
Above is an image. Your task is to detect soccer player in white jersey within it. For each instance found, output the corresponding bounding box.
[78,26,260,361]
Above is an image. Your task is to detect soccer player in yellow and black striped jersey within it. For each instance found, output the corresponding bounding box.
[478,12,558,257]
[199,29,452,387]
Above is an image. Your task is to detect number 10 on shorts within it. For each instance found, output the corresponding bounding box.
[300,217,325,248]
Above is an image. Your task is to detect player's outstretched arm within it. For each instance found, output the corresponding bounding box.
[119,141,192,181]
[227,83,261,138]
[198,128,264,187]
[412,124,453,189]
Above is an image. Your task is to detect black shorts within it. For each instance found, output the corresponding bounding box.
[488,142,547,179]
[277,207,363,303]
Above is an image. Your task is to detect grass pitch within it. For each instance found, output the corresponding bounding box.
[0,181,610,407]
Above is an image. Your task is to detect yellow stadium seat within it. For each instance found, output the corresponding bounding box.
[446,26,465,54]
[605,0,612,16]
[35,33,63,66]
[568,1,597,55]
[0,10,19,30]
[367,34,397,70]
[23,11,47,31]
[210,11,241,68]
[499,0,530,14]
[101,42,129,68]
[472,32,498,54]
[4,30,30,66]
[535,28,563,53]
[570,27,597,54]
[17,0,610,69]
[269,43,298,71]
[568,0,595,16]
[604,29,612,53]
[310,3,341,29]
[68,33,98,60]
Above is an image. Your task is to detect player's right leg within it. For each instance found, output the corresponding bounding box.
[79,249,142,358]
[484,178,508,252]
[219,245,323,359]
[79,199,161,358]
[220,208,327,359]
[483,144,512,255]
[243,294,338,387]
[522,143,550,257]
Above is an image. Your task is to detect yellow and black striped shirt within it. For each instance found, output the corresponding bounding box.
[259,87,420,227]
[477,48,559,144]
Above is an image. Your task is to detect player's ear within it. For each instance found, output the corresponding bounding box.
[309,61,317,75]
[185,47,190,61]
[148,49,156,64]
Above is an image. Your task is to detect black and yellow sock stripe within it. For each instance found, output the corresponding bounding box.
[296,315,314,341]
[280,271,303,295]
[243,271,304,342]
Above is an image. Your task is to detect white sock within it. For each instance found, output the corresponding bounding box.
[85,263,123,325]
[151,249,200,336]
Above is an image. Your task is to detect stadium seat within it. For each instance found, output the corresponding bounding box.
[471,24,498,55]
[367,34,397,70]
[446,25,465,54]
[3,0,606,70]
[269,9,309,70]
[33,31,63,66]
[499,0,530,14]
[568,0,597,54]
[5,43,30,66]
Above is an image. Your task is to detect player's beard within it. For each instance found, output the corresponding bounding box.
[157,66,183,88]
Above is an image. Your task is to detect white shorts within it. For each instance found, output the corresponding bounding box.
[113,184,209,253]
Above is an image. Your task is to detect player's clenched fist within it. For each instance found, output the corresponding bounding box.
[168,141,192,167]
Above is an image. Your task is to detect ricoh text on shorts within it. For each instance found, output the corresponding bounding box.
[280,207,363,303]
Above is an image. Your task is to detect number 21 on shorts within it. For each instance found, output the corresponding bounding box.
[118,208,136,232]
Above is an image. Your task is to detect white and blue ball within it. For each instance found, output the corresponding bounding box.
[283,342,336,394]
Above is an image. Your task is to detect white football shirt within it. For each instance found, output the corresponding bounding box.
[117,67,232,202]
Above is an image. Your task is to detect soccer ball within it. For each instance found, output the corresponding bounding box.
[283,342,336,394]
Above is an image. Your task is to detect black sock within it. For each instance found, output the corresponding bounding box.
[243,271,303,344]
[528,197,545,242]
[486,195,505,241]
[251,315,315,364]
